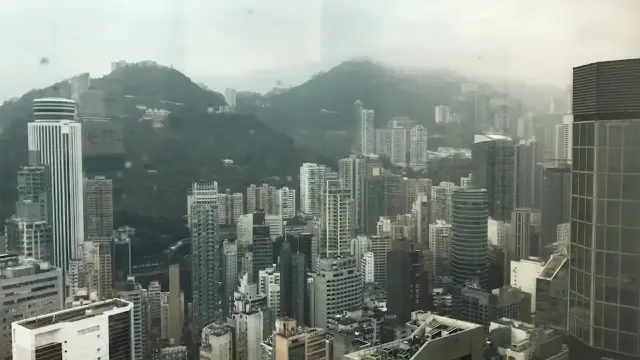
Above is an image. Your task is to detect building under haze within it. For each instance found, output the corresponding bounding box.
[471,134,515,221]
[451,188,489,289]
[189,181,220,332]
[27,98,84,273]
[567,58,640,360]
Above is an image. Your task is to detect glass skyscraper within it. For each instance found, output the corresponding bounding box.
[568,58,640,360]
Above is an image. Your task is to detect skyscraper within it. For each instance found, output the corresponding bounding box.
[5,164,52,261]
[386,239,431,323]
[189,181,220,332]
[300,163,326,217]
[323,179,353,258]
[83,176,113,241]
[471,134,515,221]
[360,109,375,155]
[409,125,428,170]
[539,164,571,258]
[338,155,366,231]
[567,58,640,360]
[515,139,536,208]
[451,188,489,289]
[276,187,296,219]
[28,98,84,272]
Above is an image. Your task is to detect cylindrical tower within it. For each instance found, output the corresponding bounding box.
[451,188,489,289]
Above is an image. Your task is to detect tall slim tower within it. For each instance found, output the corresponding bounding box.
[324,179,353,258]
[451,188,489,289]
[471,134,515,221]
[567,58,640,360]
[360,109,375,155]
[27,98,84,272]
[409,125,428,170]
[299,163,326,217]
[189,181,220,332]
[83,176,113,241]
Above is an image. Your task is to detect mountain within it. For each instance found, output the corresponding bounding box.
[0,63,330,234]
[238,59,516,156]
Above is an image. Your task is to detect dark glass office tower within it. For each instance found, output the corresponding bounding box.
[515,140,536,208]
[540,164,571,258]
[451,188,489,289]
[471,135,515,221]
[568,58,640,360]
[386,239,431,323]
[252,212,272,283]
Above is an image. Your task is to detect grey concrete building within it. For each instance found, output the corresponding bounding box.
[312,257,363,329]
[0,254,62,360]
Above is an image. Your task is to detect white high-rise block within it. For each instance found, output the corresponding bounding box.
[28,98,84,272]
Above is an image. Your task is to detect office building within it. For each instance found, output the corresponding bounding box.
[412,193,430,244]
[360,109,375,155]
[0,255,62,360]
[369,236,391,287]
[276,187,296,219]
[155,346,188,360]
[409,125,428,170]
[5,166,52,261]
[221,239,238,318]
[224,88,237,109]
[510,257,544,313]
[300,163,327,217]
[338,155,367,232]
[252,212,273,283]
[435,105,453,124]
[454,284,532,329]
[429,220,452,279]
[515,139,536,208]
[471,134,515,221]
[115,279,147,360]
[217,189,243,226]
[12,298,133,360]
[386,240,431,323]
[323,179,353,258]
[83,176,113,241]
[112,231,131,282]
[390,126,408,167]
[451,189,489,289]
[568,59,640,359]
[28,98,84,271]
[374,128,391,156]
[511,208,534,261]
[246,183,278,215]
[343,311,484,360]
[272,317,328,360]
[536,253,569,332]
[312,257,362,328]
[554,115,573,162]
[189,181,220,331]
[200,323,233,360]
[83,176,113,298]
[539,164,571,257]
[487,318,569,360]
[168,263,182,345]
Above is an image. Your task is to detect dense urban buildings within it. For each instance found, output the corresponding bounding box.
[568,58,640,360]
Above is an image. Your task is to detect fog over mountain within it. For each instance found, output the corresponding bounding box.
[1,0,638,100]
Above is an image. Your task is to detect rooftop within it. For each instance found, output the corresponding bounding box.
[537,254,567,280]
[34,97,76,104]
[344,312,481,360]
[16,299,131,330]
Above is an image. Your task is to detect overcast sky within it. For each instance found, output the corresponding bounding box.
[0,0,638,99]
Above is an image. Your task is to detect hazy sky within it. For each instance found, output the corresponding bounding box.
[0,0,638,99]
